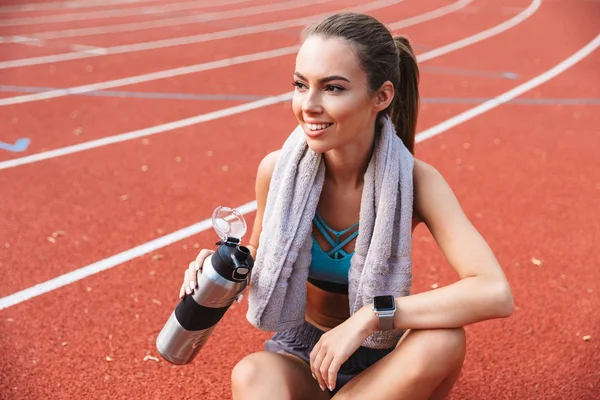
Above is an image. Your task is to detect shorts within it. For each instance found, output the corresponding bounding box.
[264,321,397,396]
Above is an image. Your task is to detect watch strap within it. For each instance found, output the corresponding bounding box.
[377,312,395,331]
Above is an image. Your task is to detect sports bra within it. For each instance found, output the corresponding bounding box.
[308,211,358,294]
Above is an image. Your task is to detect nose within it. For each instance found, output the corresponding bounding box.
[301,89,323,115]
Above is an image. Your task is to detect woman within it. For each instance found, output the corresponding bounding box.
[180,13,513,400]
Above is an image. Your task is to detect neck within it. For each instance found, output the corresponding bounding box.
[323,123,377,188]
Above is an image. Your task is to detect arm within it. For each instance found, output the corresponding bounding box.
[360,160,514,331]
[246,150,280,261]
[310,160,514,391]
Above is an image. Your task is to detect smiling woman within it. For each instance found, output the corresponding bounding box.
[180,11,513,400]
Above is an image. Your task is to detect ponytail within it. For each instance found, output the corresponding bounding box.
[390,36,419,154]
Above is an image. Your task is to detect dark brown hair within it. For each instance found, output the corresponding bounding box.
[302,13,420,153]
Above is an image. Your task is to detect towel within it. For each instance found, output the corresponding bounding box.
[246,116,414,349]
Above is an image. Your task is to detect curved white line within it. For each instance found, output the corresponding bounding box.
[0,0,402,70]
[418,0,540,62]
[415,35,600,143]
[0,0,167,13]
[0,0,526,109]
[1,32,598,310]
[12,0,332,40]
[0,0,253,27]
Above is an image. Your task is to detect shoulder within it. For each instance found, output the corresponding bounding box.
[412,159,460,227]
[256,150,281,186]
[248,150,281,250]
[413,158,442,183]
[255,150,282,201]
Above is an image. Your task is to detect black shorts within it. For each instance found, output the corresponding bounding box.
[264,321,397,396]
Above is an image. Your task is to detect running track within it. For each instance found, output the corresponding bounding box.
[0,0,598,398]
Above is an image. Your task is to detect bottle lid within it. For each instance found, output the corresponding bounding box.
[211,206,247,241]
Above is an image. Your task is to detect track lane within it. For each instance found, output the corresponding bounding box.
[46,0,344,48]
[1,62,598,398]
[0,0,257,32]
[0,0,594,303]
[0,0,527,158]
[4,0,568,294]
[413,67,599,399]
[0,103,295,298]
[0,0,400,74]
[1,1,598,398]
[0,0,172,14]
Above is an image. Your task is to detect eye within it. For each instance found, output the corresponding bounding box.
[292,81,307,91]
[325,84,345,92]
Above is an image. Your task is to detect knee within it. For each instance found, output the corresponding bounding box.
[424,327,466,364]
[406,327,466,376]
[231,353,265,389]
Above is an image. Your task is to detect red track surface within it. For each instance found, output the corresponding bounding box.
[0,0,598,399]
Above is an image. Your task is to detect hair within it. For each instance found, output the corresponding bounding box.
[302,13,420,154]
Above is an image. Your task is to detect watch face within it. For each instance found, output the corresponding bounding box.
[374,295,395,311]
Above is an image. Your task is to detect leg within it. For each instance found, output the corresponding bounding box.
[231,351,332,400]
[332,327,466,400]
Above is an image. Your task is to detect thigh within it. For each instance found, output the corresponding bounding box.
[232,351,331,400]
[333,328,466,400]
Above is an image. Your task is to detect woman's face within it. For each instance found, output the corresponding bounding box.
[292,36,383,154]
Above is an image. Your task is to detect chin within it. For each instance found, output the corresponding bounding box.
[305,138,331,154]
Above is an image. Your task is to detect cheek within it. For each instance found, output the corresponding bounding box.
[292,96,302,119]
[327,96,371,126]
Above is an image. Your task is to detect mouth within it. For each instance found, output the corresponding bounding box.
[304,122,333,138]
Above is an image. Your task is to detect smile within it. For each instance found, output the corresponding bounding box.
[307,123,333,131]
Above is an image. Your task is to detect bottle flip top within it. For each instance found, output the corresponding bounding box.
[211,206,254,282]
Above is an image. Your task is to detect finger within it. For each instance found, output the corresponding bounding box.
[187,261,198,288]
[310,345,328,391]
[327,358,342,392]
[318,353,334,392]
[179,283,185,299]
[195,249,214,263]
[309,341,321,379]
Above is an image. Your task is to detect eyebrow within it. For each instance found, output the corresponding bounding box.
[294,72,350,83]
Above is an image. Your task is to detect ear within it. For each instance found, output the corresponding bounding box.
[373,81,395,113]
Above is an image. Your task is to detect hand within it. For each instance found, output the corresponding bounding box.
[178,249,215,298]
[309,305,378,392]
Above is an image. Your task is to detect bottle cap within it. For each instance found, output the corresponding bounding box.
[211,206,247,241]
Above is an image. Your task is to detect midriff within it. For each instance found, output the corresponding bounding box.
[305,280,350,331]
[304,218,421,332]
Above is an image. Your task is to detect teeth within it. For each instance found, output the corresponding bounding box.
[307,123,331,131]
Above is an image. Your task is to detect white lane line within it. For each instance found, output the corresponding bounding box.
[7,36,46,47]
[0,0,515,107]
[2,32,598,311]
[415,34,600,142]
[0,201,258,311]
[0,0,479,173]
[0,45,302,108]
[0,91,295,170]
[418,0,540,62]
[7,0,334,41]
[0,0,167,13]
[0,0,253,27]
[0,0,402,69]
[70,44,108,54]
[388,0,472,30]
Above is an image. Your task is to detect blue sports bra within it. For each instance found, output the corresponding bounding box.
[308,211,359,290]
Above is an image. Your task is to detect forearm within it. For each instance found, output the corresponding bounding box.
[358,276,513,334]
[390,276,513,330]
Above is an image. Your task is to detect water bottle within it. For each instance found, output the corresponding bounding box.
[156,206,254,365]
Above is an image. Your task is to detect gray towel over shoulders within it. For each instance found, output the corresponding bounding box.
[246,117,414,349]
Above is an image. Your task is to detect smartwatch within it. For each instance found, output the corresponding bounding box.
[373,295,396,331]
